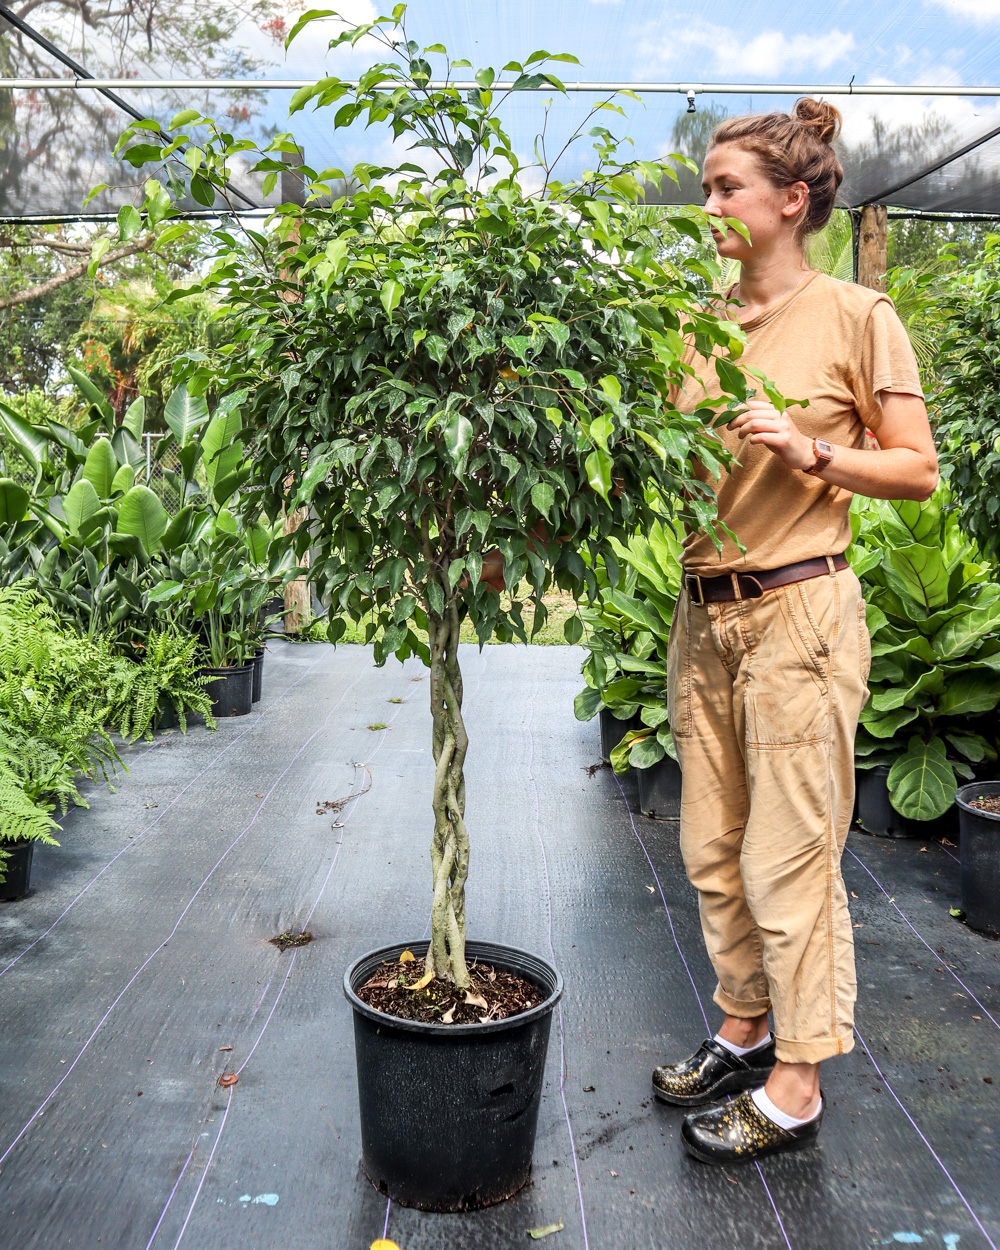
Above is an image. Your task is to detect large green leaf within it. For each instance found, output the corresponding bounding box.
[0,479,29,523]
[932,596,1000,661]
[573,686,602,721]
[889,543,950,611]
[63,478,102,534]
[111,427,145,472]
[0,401,48,472]
[887,736,956,821]
[201,411,243,497]
[116,485,169,556]
[859,705,920,738]
[121,396,146,440]
[82,438,119,498]
[937,671,1000,716]
[163,384,210,446]
[67,365,114,421]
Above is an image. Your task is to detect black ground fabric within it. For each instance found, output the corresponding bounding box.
[0,642,998,1249]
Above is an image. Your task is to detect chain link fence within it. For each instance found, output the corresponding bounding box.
[4,433,182,513]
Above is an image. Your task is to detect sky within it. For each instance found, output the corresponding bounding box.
[11,0,1000,214]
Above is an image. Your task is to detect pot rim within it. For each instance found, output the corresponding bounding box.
[344,939,563,1037]
[199,662,254,675]
[956,780,1000,822]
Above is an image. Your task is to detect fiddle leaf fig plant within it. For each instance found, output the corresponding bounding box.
[850,490,1000,820]
[107,6,749,988]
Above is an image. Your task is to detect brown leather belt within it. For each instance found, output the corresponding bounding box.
[684,553,849,606]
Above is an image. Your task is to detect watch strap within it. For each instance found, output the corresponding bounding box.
[805,438,834,476]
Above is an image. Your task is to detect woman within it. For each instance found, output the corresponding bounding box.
[651,99,938,1165]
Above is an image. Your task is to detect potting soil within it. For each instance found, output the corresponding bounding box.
[0,642,997,1249]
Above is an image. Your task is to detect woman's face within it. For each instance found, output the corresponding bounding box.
[702,142,808,262]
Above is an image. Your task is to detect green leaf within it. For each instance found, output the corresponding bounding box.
[0,479,29,523]
[563,614,583,644]
[63,478,102,534]
[67,366,114,420]
[530,481,556,519]
[82,438,119,498]
[111,464,135,495]
[443,414,473,467]
[938,672,1000,716]
[121,395,145,440]
[932,597,1000,660]
[117,204,142,242]
[889,543,950,610]
[87,236,110,277]
[585,447,612,503]
[887,736,956,821]
[0,400,48,470]
[380,278,403,321]
[116,485,169,556]
[630,734,666,769]
[574,686,602,721]
[201,410,243,498]
[163,384,210,446]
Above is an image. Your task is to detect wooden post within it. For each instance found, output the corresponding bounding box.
[857,204,887,292]
[279,146,312,636]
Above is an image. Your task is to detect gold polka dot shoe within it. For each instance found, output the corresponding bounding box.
[681,1089,823,1165]
[651,1037,776,1107]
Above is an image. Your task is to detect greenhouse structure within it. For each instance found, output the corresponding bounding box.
[1,2,1000,1248]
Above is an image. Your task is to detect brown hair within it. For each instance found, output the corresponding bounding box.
[709,98,844,236]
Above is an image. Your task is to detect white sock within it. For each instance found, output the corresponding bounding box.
[713,1031,772,1058]
[751,1085,823,1130]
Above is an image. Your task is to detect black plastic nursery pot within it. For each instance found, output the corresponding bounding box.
[0,841,34,901]
[344,940,563,1212]
[855,765,957,840]
[637,754,682,821]
[199,663,254,718]
[599,707,641,765]
[955,781,1000,938]
[154,698,181,732]
[251,647,264,704]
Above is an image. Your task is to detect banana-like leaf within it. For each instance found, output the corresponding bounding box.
[117,485,169,556]
[111,464,135,495]
[67,365,114,421]
[163,384,210,445]
[121,395,145,440]
[63,478,102,534]
[0,401,48,472]
[0,479,29,523]
[887,736,956,821]
[82,438,119,498]
[111,427,145,472]
[201,411,243,495]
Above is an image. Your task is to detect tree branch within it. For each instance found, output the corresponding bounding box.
[0,233,156,309]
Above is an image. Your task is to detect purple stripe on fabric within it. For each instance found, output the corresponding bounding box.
[854,1026,998,1250]
[527,662,590,1250]
[0,651,330,981]
[845,845,999,1031]
[0,659,373,1172]
[383,1198,391,1239]
[170,1088,234,1250]
[611,769,794,1250]
[144,1139,199,1250]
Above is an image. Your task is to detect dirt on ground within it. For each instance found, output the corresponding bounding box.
[357,953,545,1025]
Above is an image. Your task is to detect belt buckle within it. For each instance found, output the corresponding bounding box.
[687,574,705,607]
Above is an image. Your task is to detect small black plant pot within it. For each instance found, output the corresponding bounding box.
[154,697,180,732]
[599,707,641,765]
[955,781,1000,937]
[251,647,264,704]
[637,754,682,821]
[855,766,957,840]
[0,841,34,901]
[199,664,253,718]
[344,939,562,1212]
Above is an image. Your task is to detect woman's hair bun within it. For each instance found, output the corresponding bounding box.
[794,97,841,145]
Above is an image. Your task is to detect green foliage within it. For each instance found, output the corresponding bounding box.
[575,519,682,773]
[850,491,1000,820]
[106,628,216,739]
[935,235,1000,562]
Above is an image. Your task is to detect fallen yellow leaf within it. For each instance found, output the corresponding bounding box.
[464,991,488,1010]
[399,950,416,963]
[406,969,434,991]
[499,366,519,380]
[371,1241,401,1250]
[527,1221,564,1240]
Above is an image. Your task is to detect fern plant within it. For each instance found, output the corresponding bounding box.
[108,629,216,739]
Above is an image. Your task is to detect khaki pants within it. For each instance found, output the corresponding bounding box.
[667,564,871,1064]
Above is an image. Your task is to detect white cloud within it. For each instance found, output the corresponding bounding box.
[641,21,855,77]
[926,0,1000,18]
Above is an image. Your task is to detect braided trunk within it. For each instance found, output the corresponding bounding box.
[424,598,470,988]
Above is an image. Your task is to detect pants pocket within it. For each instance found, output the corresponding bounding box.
[858,597,872,685]
[667,594,692,738]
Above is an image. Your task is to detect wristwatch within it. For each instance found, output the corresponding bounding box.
[804,438,834,476]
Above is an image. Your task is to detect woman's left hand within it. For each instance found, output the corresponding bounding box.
[728,398,815,472]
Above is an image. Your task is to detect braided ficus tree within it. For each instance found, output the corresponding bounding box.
[110,6,748,989]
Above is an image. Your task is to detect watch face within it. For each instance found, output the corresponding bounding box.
[816,440,833,456]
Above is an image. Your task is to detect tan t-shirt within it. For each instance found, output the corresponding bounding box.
[677,271,923,575]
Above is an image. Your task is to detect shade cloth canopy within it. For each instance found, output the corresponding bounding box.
[4,0,1000,219]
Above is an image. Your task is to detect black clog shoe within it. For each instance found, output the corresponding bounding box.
[651,1037,776,1107]
[681,1089,823,1165]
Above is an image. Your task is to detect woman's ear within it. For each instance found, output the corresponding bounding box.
[781,180,810,220]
